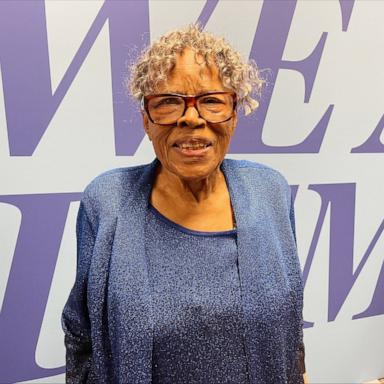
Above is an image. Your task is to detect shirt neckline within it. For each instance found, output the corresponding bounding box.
[148,203,237,237]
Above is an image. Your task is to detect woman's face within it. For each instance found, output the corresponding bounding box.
[142,48,237,181]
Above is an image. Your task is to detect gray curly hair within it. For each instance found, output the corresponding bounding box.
[128,24,265,115]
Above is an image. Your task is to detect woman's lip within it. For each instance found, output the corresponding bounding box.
[172,145,212,157]
[173,138,213,147]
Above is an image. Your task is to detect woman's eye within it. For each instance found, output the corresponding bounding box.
[157,97,182,106]
[201,97,223,104]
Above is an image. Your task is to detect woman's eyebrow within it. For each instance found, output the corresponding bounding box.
[165,89,223,95]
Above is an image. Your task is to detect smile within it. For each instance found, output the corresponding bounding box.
[172,137,213,148]
[172,137,213,157]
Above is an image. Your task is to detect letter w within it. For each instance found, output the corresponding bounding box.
[0,0,149,156]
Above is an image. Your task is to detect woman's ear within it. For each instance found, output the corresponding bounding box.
[142,112,152,141]
[231,110,238,134]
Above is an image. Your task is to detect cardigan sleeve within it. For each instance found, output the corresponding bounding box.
[289,188,306,376]
[61,199,95,383]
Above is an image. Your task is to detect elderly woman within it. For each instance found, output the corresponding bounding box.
[62,25,306,384]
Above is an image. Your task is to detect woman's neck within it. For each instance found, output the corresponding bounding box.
[154,163,226,204]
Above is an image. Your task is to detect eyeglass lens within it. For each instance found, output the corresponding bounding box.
[147,93,234,124]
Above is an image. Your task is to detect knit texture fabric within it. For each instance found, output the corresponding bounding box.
[62,157,305,384]
[145,203,249,383]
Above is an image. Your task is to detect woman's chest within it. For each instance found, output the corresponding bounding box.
[104,200,297,330]
[148,235,242,332]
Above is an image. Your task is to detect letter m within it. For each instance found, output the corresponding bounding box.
[301,183,384,322]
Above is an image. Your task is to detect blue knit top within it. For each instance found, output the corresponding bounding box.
[62,158,305,383]
[145,203,250,383]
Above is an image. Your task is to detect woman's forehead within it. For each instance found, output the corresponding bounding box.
[157,49,225,94]
[162,77,224,94]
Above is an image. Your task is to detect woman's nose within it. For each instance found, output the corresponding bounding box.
[177,106,206,129]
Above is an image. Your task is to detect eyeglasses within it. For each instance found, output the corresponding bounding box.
[141,91,237,125]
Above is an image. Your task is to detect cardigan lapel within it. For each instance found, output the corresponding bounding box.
[221,158,265,383]
[107,158,159,383]
[222,159,299,383]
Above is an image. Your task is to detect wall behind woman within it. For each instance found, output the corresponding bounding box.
[0,1,383,383]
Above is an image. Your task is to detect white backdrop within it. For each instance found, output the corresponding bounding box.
[0,1,383,383]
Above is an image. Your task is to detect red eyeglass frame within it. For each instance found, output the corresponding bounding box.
[141,91,237,125]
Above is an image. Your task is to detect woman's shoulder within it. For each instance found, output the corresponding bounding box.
[224,158,290,189]
[224,158,292,210]
[80,162,153,215]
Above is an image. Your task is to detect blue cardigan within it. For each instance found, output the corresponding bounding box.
[62,157,304,384]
